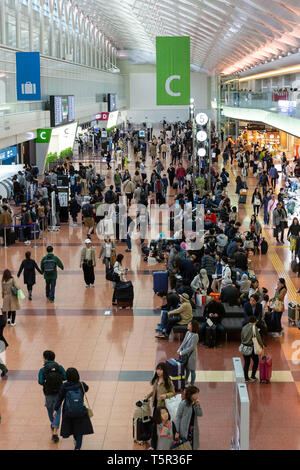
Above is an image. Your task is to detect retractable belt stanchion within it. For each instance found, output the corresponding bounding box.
[3,227,7,249]
[32,222,38,249]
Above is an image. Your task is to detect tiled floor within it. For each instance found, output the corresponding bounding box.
[0,141,300,450]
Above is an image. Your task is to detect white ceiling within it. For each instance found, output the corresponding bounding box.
[75,0,300,75]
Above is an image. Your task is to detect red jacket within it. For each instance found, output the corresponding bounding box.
[205,212,217,224]
[176,167,186,179]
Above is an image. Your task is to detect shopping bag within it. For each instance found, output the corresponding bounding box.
[165,394,182,422]
[17,289,25,300]
[196,294,206,306]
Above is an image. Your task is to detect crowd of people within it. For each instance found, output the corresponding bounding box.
[1,120,300,450]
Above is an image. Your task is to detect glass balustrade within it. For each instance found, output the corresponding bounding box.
[222,91,300,120]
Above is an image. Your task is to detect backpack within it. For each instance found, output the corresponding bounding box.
[106,267,120,282]
[105,190,114,204]
[64,386,86,418]
[43,258,56,274]
[43,362,63,395]
[82,204,93,218]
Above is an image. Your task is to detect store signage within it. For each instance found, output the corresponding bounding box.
[272,91,288,102]
[156,36,190,105]
[96,112,109,120]
[16,52,41,101]
[36,128,52,143]
[0,145,18,164]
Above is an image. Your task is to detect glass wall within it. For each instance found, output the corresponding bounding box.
[0,0,117,71]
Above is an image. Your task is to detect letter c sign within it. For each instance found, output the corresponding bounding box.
[40,131,46,140]
[165,75,181,97]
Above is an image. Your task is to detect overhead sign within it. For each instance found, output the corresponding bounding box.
[156,36,190,106]
[16,52,41,101]
[36,128,52,143]
[0,145,18,164]
[96,112,109,121]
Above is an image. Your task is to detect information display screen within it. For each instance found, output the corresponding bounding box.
[50,95,75,127]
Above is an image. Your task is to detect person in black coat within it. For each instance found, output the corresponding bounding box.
[17,251,42,300]
[243,294,263,325]
[220,283,240,306]
[54,367,94,450]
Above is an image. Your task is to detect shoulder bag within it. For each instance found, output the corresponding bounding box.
[239,343,253,356]
[252,325,263,356]
[81,382,93,418]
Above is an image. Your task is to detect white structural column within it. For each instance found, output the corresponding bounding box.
[101,35,105,69]
[39,0,45,54]
[15,0,21,49]
[49,0,56,57]
[57,0,63,59]
[28,0,33,50]
[0,0,6,45]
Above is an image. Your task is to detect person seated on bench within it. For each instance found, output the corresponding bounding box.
[155,293,193,340]
[155,292,180,333]
[200,299,225,345]
[236,274,251,304]
[176,281,196,310]
[220,283,240,306]
[190,268,210,299]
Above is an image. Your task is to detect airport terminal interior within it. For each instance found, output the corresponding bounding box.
[0,0,300,452]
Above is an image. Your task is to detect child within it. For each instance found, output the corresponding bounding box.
[149,407,177,450]
[229,206,238,224]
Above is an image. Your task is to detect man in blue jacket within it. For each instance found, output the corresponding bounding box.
[38,350,66,443]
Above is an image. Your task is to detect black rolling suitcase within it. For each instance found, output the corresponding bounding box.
[115,281,134,308]
[238,194,247,204]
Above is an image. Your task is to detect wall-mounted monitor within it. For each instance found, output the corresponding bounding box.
[108,93,118,112]
[50,95,75,127]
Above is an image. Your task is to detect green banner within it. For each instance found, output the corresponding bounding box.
[36,128,52,143]
[156,36,190,106]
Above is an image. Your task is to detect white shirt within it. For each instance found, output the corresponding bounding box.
[104,242,111,258]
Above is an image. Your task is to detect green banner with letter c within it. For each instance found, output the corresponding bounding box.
[156,36,190,106]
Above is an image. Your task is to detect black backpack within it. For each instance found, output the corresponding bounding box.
[260,239,268,254]
[82,204,93,218]
[43,258,56,274]
[106,267,120,283]
[43,362,63,395]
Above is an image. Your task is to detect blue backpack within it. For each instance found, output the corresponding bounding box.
[64,386,86,418]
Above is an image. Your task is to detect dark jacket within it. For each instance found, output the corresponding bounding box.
[178,258,197,283]
[220,285,240,306]
[40,253,64,280]
[38,360,67,395]
[203,300,225,324]
[200,255,215,276]
[243,301,263,324]
[233,251,248,272]
[17,258,42,286]
[54,381,94,438]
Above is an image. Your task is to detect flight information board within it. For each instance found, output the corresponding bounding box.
[50,95,75,127]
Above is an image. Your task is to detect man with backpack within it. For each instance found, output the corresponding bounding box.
[40,245,64,302]
[38,350,66,443]
[82,199,95,236]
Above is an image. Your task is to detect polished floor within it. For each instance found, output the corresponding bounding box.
[0,139,300,450]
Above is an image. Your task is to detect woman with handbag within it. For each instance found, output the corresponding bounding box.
[270,278,287,337]
[53,367,94,450]
[145,362,175,414]
[111,254,128,306]
[80,238,96,288]
[2,269,20,327]
[177,320,200,386]
[287,218,300,258]
[240,316,264,382]
[98,237,116,272]
[17,251,42,300]
[175,385,202,450]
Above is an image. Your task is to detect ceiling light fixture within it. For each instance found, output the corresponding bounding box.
[239,64,300,82]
